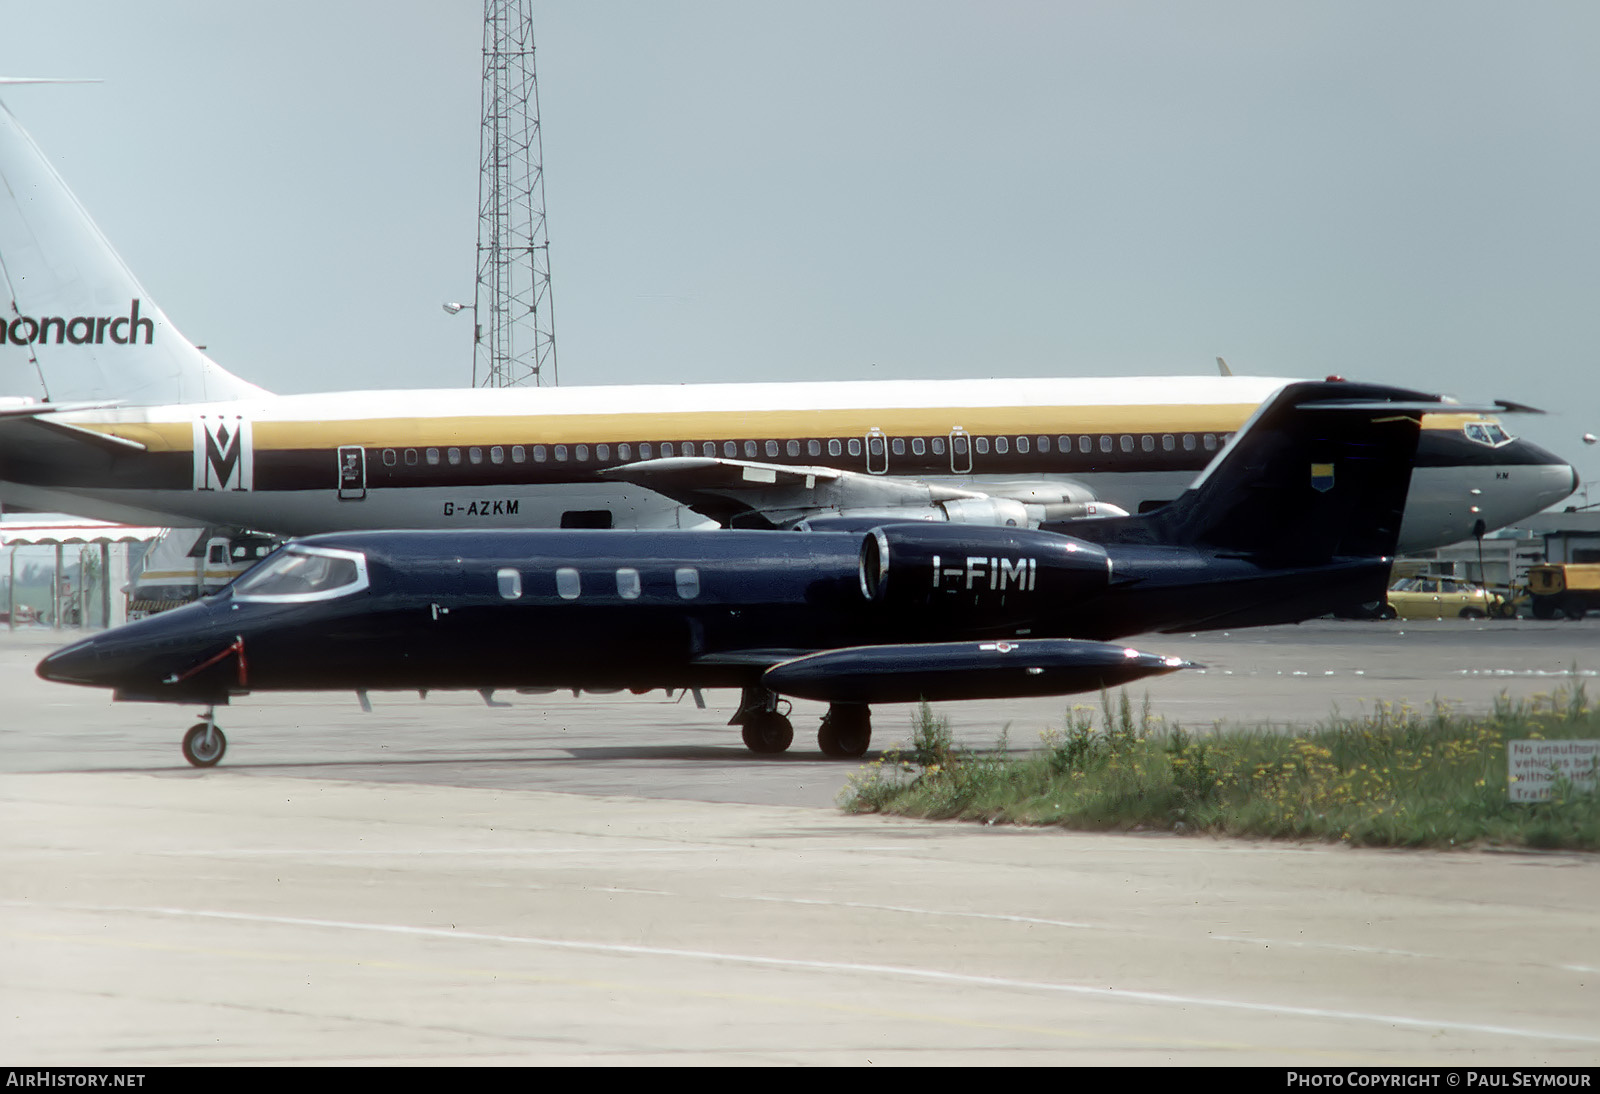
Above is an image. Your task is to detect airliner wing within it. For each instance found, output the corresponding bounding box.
[601,456,983,528]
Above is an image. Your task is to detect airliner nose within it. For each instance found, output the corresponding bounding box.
[1513,438,1581,510]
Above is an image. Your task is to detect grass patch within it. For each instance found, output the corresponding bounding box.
[840,679,1600,850]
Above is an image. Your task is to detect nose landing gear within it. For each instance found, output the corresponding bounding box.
[181,708,227,767]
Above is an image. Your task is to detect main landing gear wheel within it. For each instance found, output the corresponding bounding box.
[819,705,872,759]
[741,711,795,754]
[182,721,227,768]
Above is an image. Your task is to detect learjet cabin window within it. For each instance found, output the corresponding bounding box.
[616,568,641,599]
[497,569,522,600]
[556,568,581,599]
[675,567,700,599]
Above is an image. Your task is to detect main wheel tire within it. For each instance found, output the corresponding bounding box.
[741,712,794,754]
[181,723,227,768]
[819,707,871,758]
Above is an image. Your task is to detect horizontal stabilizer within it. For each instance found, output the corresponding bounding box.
[762,638,1191,704]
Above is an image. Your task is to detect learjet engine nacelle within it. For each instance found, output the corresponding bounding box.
[858,524,1110,626]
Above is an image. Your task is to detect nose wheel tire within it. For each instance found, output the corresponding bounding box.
[182,722,227,767]
[819,705,872,758]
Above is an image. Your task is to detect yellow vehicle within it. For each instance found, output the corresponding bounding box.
[1526,563,1600,620]
[1382,576,1510,620]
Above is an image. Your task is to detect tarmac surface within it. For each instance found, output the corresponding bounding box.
[3,619,1598,1065]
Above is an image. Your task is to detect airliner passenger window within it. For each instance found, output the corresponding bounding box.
[511,446,525,463]
[470,447,483,464]
[596,444,610,461]
[427,448,440,465]
[554,445,568,461]
[1036,436,1049,453]
[1162,435,1174,452]
[576,445,589,461]
[382,449,397,466]
[497,569,522,600]
[787,440,800,457]
[994,436,1009,455]
[491,446,505,464]
[1078,436,1091,454]
[766,440,779,457]
[675,567,700,599]
[616,568,641,600]
[1120,436,1134,453]
[1099,436,1112,453]
[745,441,758,458]
[828,439,842,457]
[1016,436,1029,454]
[638,442,651,459]
[808,440,821,457]
[233,547,368,603]
[449,448,462,465]
[1204,434,1218,451]
[618,443,631,460]
[1141,435,1154,453]
[911,438,925,456]
[848,439,862,457]
[1183,434,1196,451]
[973,437,988,455]
[405,449,418,466]
[533,445,547,462]
[661,442,674,457]
[724,441,737,458]
[891,438,905,456]
[869,436,884,456]
[556,568,580,599]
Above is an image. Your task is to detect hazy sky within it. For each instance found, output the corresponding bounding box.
[7,2,1599,494]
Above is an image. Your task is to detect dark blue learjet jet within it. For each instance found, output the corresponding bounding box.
[38,380,1516,766]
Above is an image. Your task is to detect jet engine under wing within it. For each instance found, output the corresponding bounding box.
[601,455,987,528]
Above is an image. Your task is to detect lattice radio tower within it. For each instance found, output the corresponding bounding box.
[472,0,558,387]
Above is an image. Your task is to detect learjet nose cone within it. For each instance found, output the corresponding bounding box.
[37,637,103,686]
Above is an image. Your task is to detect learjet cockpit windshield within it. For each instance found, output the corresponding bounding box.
[231,546,369,603]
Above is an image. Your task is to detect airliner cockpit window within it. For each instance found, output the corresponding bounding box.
[1464,422,1512,447]
[232,547,369,603]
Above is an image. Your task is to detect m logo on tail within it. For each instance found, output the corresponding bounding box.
[1310,462,1336,493]
[193,415,253,492]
